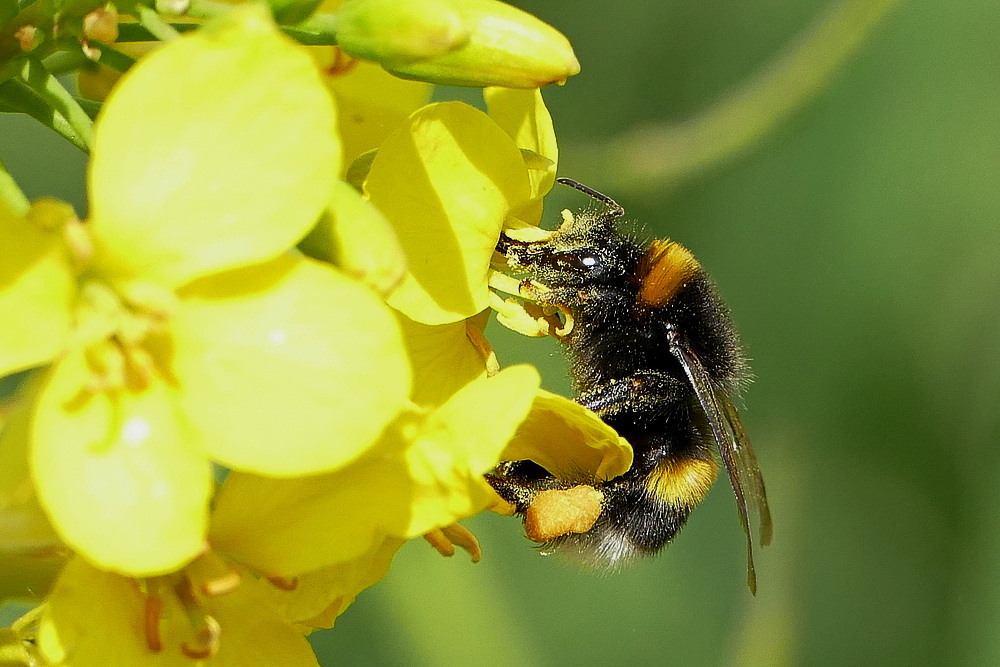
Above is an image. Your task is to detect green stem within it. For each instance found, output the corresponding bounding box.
[74,96,102,119]
[115,13,339,45]
[116,22,198,41]
[0,57,25,87]
[16,58,93,151]
[136,5,181,41]
[90,40,137,73]
[0,77,89,152]
[0,158,30,217]
[286,11,338,42]
[183,0,234,19]
[41,49,91,76]
[597,0,904,191]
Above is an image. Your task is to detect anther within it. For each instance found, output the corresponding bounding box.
[143,594,164,653]
[180,615,220,660]
[265,575,299,591]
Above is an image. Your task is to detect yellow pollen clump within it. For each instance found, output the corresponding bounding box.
[524,486,603,543]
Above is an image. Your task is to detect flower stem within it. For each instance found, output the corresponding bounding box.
[183,0,236,19]
[0,158,30,216]
[288,11,338,43]
[117,22,198,41]
[136,5,182,41]
[596,0,903,191]
[40,49,92,76]
[0,77,89,152]
[91,40,138,73]
[185,0,340,45]
[115,12,339,45]
[15,58,94,151]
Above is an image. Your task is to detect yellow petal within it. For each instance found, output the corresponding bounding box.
[394,309,489,407]
[314,53,432,171]
[401,363,539,536]
[206,576,320,667]
[37,558,157,667]
[365,101,531,324]
[420,364,539,471]
[299,180,408,296]
[485,87,557,223]
[31,352,212,576]
[210,454,405,577]
[501,389,633,481]
[0,395,60,553]
[0,202,74,377]
[268,536,404,629]
[211,366,537,576]
[89,6,340,289]
[166,254,410,476]
[37,556,319,667]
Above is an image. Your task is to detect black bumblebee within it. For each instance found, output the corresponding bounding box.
[487,179,773,593]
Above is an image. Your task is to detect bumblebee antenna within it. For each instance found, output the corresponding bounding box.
[556,178,625,219]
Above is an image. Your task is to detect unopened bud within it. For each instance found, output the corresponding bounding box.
[337,0,580,88]
[83,6,119,43]
[267,0,324,26]
[14,25,40,52]
[336,0,469,63]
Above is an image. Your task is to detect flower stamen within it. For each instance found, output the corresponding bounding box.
[265,574,299,591]
[465,320,500,376]
[173,578,222,660]
[441,524,481,563]
[180,615,221,660]
[142,592,164,653]
[200,570,242,597]
[423,529,455,557]
[327,47,359,77]
[424,524,482,562]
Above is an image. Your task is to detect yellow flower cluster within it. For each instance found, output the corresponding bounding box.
[0,2,628,665]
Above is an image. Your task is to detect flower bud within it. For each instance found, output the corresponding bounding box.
[336,0,580,88]
[267,0,324,26]
[335,0,470,63]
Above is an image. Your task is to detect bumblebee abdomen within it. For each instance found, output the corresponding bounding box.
[546,450,718,567]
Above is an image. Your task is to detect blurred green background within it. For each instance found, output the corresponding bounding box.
[3,0,999,665]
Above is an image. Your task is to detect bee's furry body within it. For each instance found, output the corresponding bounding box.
[488,179,770,584]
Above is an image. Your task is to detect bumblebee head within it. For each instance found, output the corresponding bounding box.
[497,179,640,288]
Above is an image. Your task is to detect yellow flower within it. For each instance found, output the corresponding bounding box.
[335,0,580,88]
[35,557,320,667]
[209,365,540,580]
[1,5,412,578]
[0,200,75,378]
[361,99,537,325]
[314,51,433,173]
[0,398,65,602]
[1,3,632,662]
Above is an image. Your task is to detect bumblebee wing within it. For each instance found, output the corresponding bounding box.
[668,337,772,594]
[719,393,773,547]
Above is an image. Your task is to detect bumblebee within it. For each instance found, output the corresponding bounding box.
[487,179,773,592]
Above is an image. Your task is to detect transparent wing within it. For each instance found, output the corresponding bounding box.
[668,336,773,594]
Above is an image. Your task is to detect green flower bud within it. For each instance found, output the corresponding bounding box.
[266,0,324,26]
[336,0,580,89]
[336,0,470,63]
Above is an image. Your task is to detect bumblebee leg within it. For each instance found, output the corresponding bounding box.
[485,461,565,512]
[576,371,688,418]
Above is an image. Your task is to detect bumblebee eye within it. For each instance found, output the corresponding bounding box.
[556,250,603,273]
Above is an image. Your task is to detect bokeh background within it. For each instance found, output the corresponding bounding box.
[3,0,998,665]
